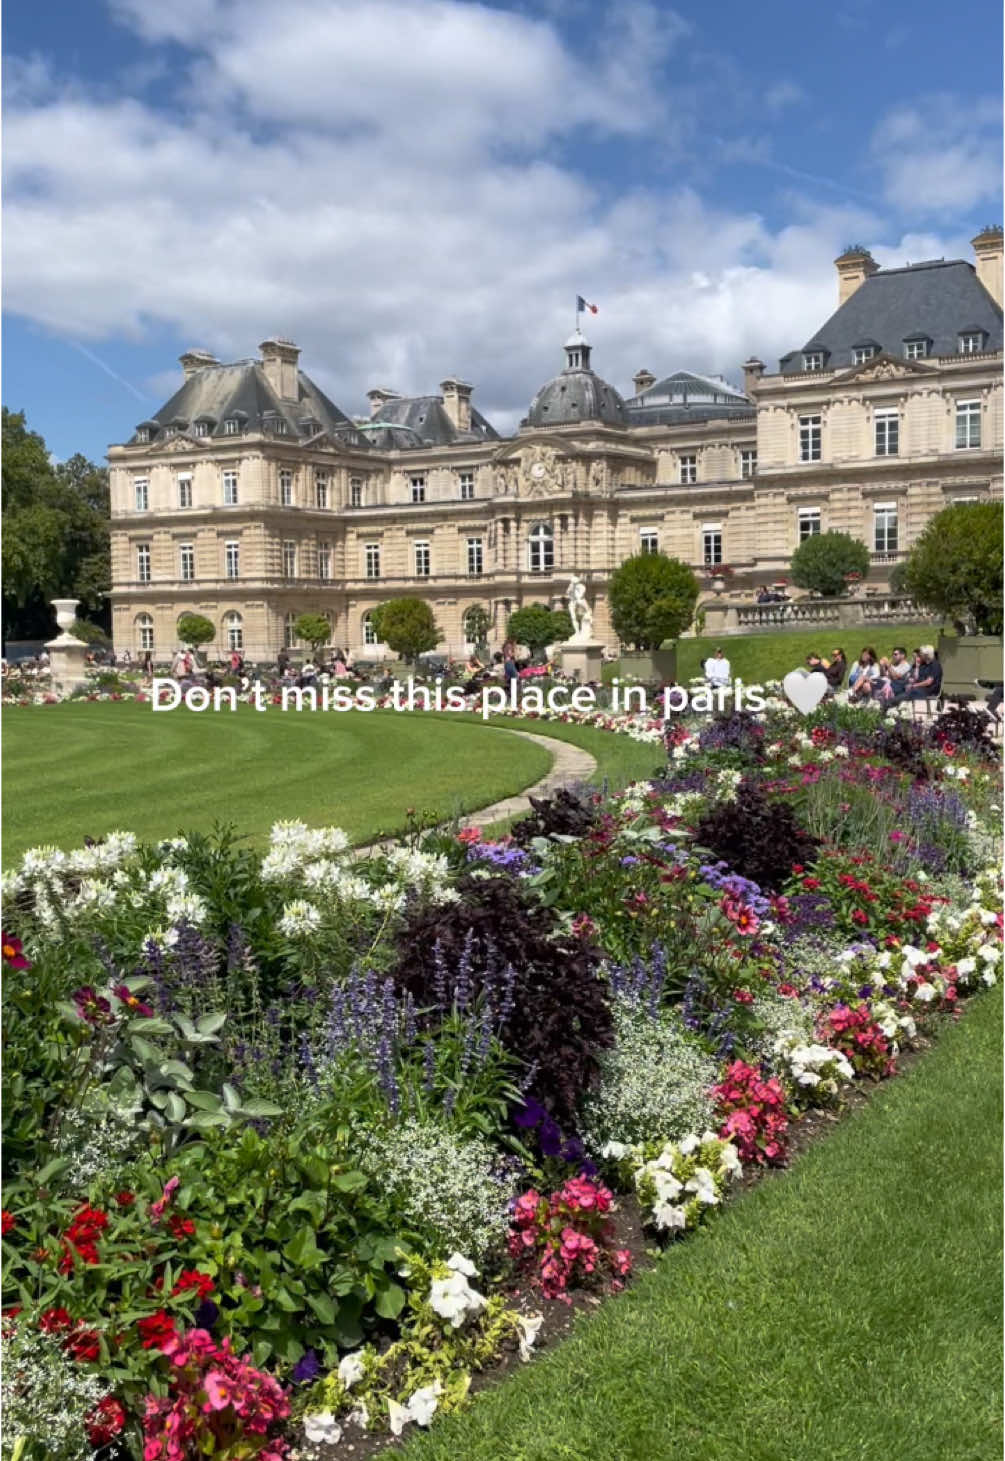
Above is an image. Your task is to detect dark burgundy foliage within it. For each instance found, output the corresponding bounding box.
[870,721,929,781]
[391,875,613,1127]
[510,787,600,846]
[694,782,820,892]
[928,703,999,761]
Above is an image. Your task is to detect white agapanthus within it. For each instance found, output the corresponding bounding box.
[277,900,322,938]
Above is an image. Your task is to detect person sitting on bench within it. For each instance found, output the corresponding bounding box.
[905,645,942,701]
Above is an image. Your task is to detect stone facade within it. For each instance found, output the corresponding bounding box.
[109,233,1004,661]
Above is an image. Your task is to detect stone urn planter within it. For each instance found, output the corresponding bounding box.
[51,598,84,639]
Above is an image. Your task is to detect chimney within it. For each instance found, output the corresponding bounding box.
[440,377,473,433]
[633,368,656,395]
[366,386,401,418]
[834,246,879,305]
[972,225,1004,308]
[742,358,765,396]
[179,349,219,380]
[259,338,301,400]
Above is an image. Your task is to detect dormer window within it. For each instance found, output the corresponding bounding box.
[136,428,151,444]
[802,351,825,372]
[192,419,212,438]
[301,418,321,436]
[903,336,930,360]
[223,417,242,436]
[852,345,877,365]
[959,330,986,354]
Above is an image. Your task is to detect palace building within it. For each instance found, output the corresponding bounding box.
[109,229,1004,660]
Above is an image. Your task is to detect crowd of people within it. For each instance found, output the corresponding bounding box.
[701,641,967,711]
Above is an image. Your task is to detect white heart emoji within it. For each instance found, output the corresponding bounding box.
[782,670,829,716]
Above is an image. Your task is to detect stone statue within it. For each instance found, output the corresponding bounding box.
[565,576,593,643]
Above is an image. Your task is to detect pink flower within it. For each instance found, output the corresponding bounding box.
[149,1176,180,1226]
[203,1371,232,1411]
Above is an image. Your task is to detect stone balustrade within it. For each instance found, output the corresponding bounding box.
[701,594,934,637]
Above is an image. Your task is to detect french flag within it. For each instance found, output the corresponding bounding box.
[576,295,598,314]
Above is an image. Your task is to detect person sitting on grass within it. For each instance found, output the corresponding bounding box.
[824,648,847,690]
[704,647,731,688]
[905,646,943,702]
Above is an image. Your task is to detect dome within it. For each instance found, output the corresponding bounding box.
[525,332,627,428]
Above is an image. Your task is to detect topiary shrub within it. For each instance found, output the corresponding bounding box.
[693,782,820,891]
[390,875,613,1127]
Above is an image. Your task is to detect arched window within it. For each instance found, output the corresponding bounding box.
[223,612,243,651]
[135,613,154,652]
[284,612,298,649]
[362,612,377,646]
[528,522,554,573]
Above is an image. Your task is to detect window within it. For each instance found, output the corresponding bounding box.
[956,399,981,449]
[272,418,288,435]
[467,537,483,576]
[702,526,723,567]
[798,507,821,541]
[874,409,899,457]
[279,470,293,506]
[459,472,474,501]
[959,332,984,354]
[463,607,484,644]
[803,351,824,371]
[223,418,241,436]
[136,614,154,652]
[874,504,898,554]
[193,420,210,438]
[134,478,149,512]
[284,612,298,649]
[179,543,195,581]
[528,522,554,573]
[679,454,697,485]
[225,541,240,579]
[414,541,431,577]
[224,612,243,651]
[136,428,151,444]
[315,472,329,509]
[177,474,193,508]
[639,530,659,555]
[222,470,239,505]
[350,477,363,508]
[283,541,297,578]
[362,612,377,646]
[852,346,876,365]
[739,449,757,479]
[318,541,332,581]
[799,415,822,462]
[136,543,151,582]
[904,339,928,360]
[365,543,381,580]
[410,475,426,504]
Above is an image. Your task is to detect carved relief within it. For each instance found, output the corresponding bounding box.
[518,443,563,497]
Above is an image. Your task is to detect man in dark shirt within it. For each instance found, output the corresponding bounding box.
[906,646,942,700]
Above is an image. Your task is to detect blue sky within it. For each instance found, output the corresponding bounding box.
[3,0,1001,461]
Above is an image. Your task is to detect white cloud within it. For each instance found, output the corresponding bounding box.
[4,1,984,435]
[871,96,1002,215]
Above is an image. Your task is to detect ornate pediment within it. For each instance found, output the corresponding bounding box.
[836,352,935,384]
[148,433,202,455]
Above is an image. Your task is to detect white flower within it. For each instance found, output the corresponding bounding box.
[981,971,997,987]
[913,982,936,1003]
[389,1381,443,1434]
[653,1199,687,1230]
[338,1351,366,1389]
[388,1399,409,1437]
[516,1312,543,1362]
[446,1252,477,1277]
[979,944,1001,964]
[303,1410,343,1445]
[718,1141,743,1177]
[980,910,999,926]
[601,1140,630,1160]
[956,957,976,977]
[428,1269,486,1328]
[677,1133,700,1156]
[684,1167,720,1205]
[165,892,209,926]
[277,900,322,938]
[834,744,850,757]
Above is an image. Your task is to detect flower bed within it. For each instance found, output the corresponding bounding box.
[1,703,1001,1459]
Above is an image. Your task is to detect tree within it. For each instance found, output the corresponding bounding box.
[293,612,332,655]
[789,531,869,598]
[2,410,111,639]
[462,604,491,650]
[900,502,1003,635]
[70,619,111,647]
[507,604,573,661]
[608,554,698,650]
[176,614,216,649]
[371,598,441,663]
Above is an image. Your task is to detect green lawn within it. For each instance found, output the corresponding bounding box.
[406,990,1003,1461]
[674,623,940,686]
[1,704,552,862]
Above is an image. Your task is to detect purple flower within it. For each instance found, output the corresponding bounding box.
[538,1116,562,1157]
[292,1349,321,1384]
[513,1097,546,1129]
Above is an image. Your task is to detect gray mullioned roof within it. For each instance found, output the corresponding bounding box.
[779,260,1004,374]
[624,369,754,426]
[366,394,500,446]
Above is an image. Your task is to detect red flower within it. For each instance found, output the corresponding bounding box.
[72,986,113,1025]
[115,1191,136,1208]
[1,932,31,970]
[39,1306,74,1334]
[1,1210,15,1236]
[86,1396,127,1447]
[732,988,755,1004]
[137,1310,176,1350]
[112,984,154,1018]
[65,1327,101,1362]
[172,1269,215,1300]
[169,1213,196,1240]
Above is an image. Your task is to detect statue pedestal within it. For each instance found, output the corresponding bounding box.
[561,642,604,685]
[45,633,89,694]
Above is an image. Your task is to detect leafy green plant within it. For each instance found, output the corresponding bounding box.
[292,613,332,654]
[506,604,572,660]
[900,501,1003,634]
[175,614,215,649]
[789,530,870,597]
[372,598,441,663]
[608,553,698,650]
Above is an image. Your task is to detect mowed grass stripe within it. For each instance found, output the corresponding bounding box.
[1,705,552,860]
[405,990,1003,1461]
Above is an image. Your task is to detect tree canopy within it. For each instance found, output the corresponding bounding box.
[293,613,333,654]
[176,614,217,649]
[507,604,573,660]
[900,501,1003,635]
[608,553,698,650]
[789,531,870,598]
[371,598,442,662]
[2,409,111,640]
